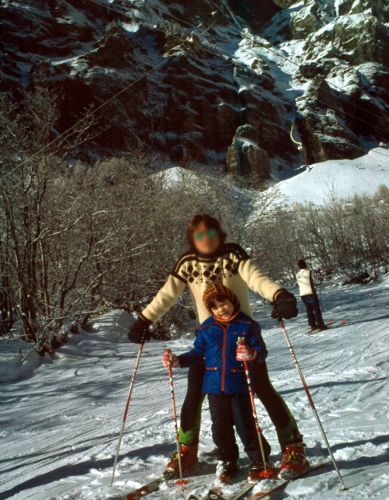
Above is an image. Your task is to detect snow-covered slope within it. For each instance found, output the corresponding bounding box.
[1,279,388,499]
[269,147,389,205]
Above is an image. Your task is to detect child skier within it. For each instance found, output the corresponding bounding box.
[162,283,275,483]
[296,260,327,332]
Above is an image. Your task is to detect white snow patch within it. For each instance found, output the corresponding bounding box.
[270,147,389,206]
[121,22,140,33]
[0,339,43,383]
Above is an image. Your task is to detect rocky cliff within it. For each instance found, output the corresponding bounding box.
[1,0,388,181]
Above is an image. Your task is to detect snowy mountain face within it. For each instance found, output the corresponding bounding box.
[1,1,388,179]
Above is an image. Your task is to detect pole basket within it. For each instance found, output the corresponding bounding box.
[175,479,189,486]
[259,468,277,479]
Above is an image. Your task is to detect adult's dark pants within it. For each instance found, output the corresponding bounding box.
[208,393,271,463]
[302,293,324,328]
[178,360,301,450]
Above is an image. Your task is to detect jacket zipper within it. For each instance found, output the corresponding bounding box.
[221,324,227,393]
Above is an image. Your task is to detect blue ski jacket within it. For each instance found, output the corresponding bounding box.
[179,312,267,395]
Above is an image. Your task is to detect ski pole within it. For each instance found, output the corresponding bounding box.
[237,338,274,479]
[111,340,145,486]
[165,349,188,486]
[276,314,348,490]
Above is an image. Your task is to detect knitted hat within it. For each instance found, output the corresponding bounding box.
[203,283,240,313]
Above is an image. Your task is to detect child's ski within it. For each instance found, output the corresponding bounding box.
[204,487,225,499]
[199,463,325,500]
[115,470,174,500]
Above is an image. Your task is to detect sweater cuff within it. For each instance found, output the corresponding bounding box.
[139,312,153,324]
[272,287,285,302]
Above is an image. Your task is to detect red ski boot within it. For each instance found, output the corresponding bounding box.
[165,443,198,475]
[279,443,310,479]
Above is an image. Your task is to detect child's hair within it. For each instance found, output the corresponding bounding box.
[187,213,227,249]
[298,259,307,269]
[203,283,240,312]
[208,295,229,310]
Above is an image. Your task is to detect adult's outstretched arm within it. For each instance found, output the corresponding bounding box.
[238,255,297,319]
[238,257,281,301]
[128,274,186,343]
[141,274,186,323]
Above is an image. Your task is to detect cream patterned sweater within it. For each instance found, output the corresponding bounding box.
[141,243,281,325]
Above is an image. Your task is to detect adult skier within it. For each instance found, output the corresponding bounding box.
[296,259,327,332]
[128,214,308,478]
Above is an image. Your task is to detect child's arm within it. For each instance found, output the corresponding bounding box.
[162,331,206,369]
[247,321,268,363]
[178,331,207,368]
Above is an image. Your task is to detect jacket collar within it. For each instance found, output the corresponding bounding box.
[199,312,252,329]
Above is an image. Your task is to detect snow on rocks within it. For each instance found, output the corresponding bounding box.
[267,146,389,206]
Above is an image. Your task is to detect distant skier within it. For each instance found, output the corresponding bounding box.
[296,259,327,332]
[128,214,308,479]
[162,284,277,482]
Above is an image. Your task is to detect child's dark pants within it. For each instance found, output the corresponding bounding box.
[208,393,271,463]
[179,361,301,450]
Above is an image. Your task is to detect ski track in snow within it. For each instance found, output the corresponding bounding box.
[1,280,388,500]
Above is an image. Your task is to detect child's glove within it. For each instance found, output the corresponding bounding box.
[236,344,257,362]
[162,349,180,368]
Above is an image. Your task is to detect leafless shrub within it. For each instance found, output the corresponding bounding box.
[1,88,387,347]
[247,189,389,283]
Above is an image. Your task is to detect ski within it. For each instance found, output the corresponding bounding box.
[306,321,347,335]
[115,470,174,500]
[248,463,326,499]
[205,487,225,499]
[193,472,279,500]
[198,463,325,500]
[228,469,280,500]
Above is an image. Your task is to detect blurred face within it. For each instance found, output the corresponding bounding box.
[192,222,221,255]
[210,297,234,320]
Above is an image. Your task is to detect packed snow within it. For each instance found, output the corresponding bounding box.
[1,278,388,499]
[268,147,389,206]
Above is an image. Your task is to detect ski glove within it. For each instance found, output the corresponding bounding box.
[162,349,180,368]
[236,344,257,362]
[128,316,152,343]
[271,289,298,320]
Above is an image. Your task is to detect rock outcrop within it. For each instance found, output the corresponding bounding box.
[227,124,271,183]
[0,0,388,179]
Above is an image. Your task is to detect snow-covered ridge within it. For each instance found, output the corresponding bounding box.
[270,146,389,205]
